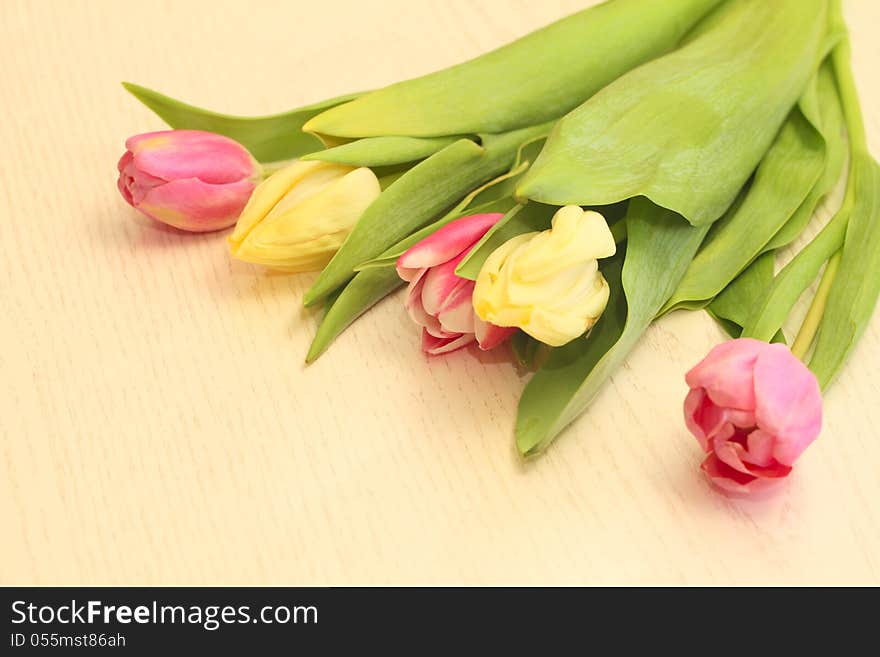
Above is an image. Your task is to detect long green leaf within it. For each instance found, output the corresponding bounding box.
[663,61,843,312]
[809,153,880,387]
[466,138,547,207]
[354,139,546,272]
[122,82,360,162]
[516,0,831,226]
[301,136,460,167]
[707,253,785,343]
[742,205,849,343]
[764,66,847,251]
[744,14,879,380]
[516,199,709,456]
[304,0,723,138]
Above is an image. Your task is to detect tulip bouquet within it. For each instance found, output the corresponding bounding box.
[117,0,879,494]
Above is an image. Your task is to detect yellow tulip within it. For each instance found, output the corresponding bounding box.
[472,205,616,347]
[229,161,380,272]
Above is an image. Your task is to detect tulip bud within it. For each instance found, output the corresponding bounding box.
[684,338,823,494]
[473,205,616,347]
[117,130,260,232]
[228,161,381,272]
[396,213,516,355]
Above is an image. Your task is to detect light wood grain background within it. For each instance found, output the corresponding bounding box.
[1,0,878,586]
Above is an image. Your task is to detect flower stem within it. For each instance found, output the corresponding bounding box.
[791,250,840,360]
[830,22,867,157]
[788,2,867,361]
[610,219,627,245]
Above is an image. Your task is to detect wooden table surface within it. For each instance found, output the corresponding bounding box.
[2,0,879,586]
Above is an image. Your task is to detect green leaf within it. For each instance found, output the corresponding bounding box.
[663,61,842,312]
[743,24,866,357]
[303,122,553,307]
[741,205,849,344]
[353,140,546,273]
[516,0,831,226]
[301,136,460,167]
[467,138,546,207]
[515,249,627,457]
[359,169,536,274]
[764,66,847,252]
[306,267,403,365]
[304,0,723,138]
[515,198,709,456]
[305,196,517,362]
[509,332,547,371]
[122,82,361,162]
[707,253,785,343]
[809,153,880,387]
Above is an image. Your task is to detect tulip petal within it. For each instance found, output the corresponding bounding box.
[420,253,471,316]
[726,408,757,429]
[127,130,257,184]
[422,330,475,355]
[702,451,789,494]
[515,207,616,280]
[713,437,753,476]
[404,277,445,338]
[397,213,504,272]
[742,460,792,479]
[701,453,761,494]
[229,160,353,246]
[119,154,168,206]
[685,338,766,410]
[436,282,477,335]
[683,388,708,447]
[683,388,732,450]
[743,428,775,467]
[473,317,516,351]
[117,151,136,205]
[753,344,822,465]
[396,261,423,284]
[138,178,254,232]
[230,166,380,271]
[471,206,614,347]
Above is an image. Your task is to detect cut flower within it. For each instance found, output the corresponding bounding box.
[684,338,823,494]
[473,206,616,346]
[117,129,260,232]
[229,161,380,272]
[397,213,515,355]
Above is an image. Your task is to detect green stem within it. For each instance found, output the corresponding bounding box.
[830,34,867,155]
[791,250,840,360]
[610,219,628,245]
[788,6,867,359]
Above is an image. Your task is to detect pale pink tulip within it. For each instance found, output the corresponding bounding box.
[684,338,823,494]
[396,213,516,355]
[117,130,260,232]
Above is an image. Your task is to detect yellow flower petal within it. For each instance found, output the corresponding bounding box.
[229,160,355,247]
[472,205,615,346]
[231,166,380,273]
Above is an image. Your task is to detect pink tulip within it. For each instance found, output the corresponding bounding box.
[683,338,823,494]
[117,130,260,232]
[396,213,516,355]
